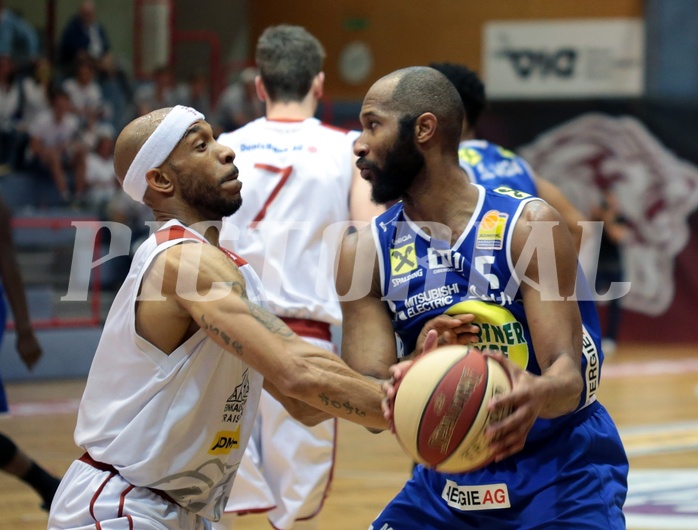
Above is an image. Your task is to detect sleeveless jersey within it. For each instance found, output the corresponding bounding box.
[372,185,603,442]
[459,139,538,196]
[74,219,264,521]
[218,117,358,325]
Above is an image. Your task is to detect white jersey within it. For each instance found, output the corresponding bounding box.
[219,117,358,325]
[74,220,264,521]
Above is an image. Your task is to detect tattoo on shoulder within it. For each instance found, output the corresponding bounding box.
[243,300,294,338]
[319,393,367,418]
[226,280,248,299]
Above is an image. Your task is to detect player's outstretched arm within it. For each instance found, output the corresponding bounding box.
[0,197,42,370]
[143,241,388,432]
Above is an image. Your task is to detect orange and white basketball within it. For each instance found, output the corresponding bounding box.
[392,345,512,473]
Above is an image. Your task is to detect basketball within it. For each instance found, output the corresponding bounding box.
[392,345,512,473]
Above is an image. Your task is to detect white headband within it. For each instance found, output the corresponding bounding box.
[123,105,205,203]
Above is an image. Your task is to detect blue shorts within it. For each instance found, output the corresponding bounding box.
[371,401,627,530]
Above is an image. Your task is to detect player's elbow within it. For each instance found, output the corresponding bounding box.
[287,404,331,427]
[272,360,331,426]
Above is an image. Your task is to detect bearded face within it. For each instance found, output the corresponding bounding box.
[174,163,243,220]
[362,116,425,205]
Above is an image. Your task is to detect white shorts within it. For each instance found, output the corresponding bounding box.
[223,336,337,530]
[48,458,211,530]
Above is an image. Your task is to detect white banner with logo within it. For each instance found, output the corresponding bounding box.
[483,19,645,99]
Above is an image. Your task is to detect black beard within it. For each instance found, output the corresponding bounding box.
[176,169,243,220]
[367,116,425,205]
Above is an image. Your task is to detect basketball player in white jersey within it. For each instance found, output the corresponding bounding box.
[214,25,383,530]
[47,105,388,530]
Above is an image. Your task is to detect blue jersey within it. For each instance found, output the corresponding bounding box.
[459,140,537,196]
[369,185,627,528]
[372,184,602,442]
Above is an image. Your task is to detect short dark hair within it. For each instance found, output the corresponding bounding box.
[429,62,486,128]
[385,66,464,153]
[255,24,325,103]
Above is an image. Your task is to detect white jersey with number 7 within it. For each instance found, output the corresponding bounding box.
[218,117,359,325]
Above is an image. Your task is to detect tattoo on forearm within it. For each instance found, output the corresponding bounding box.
[243,300,294,338]
[200,314,220,336]
[319,392,367,417]
[201,314,244,356]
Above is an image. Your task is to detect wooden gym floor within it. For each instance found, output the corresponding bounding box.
[2,343,698,530]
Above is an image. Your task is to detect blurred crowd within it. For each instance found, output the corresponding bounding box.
[0,0,263,221]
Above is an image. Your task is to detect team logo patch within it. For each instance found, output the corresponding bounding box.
[208,427,241,455]
[446,300,529,369]
[476,210,508,250]
[459,147,483,166]
[390,243,418,276]
[492,186,531,200]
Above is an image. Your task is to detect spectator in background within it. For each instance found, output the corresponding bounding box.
[19,56,53,127]
[0,195,62,512]
[11,56,55,173]
[83,123,116,214]
[0,0,40,69]
[26,88,85,203]
[591,190,629,354]
[62,58,110,162]
[214,66,264,133]
[62,59,108,128]
[58,0,111,74]
[0,54,22,173]
[133,64,177,116]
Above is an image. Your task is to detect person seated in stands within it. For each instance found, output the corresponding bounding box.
[11,57,55,174]
[58,0,112,75]
[133,64,177,117]
[62,58,109,131]
[19,57,54,129]
[213,66,264,134]
[83,123,116,215]
[0,0,40,72]
[0,54,22,174]
[26,88,86,204]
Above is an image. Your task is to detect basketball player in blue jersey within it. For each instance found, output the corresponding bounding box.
[430,62,586,252]
[336,67,627,529]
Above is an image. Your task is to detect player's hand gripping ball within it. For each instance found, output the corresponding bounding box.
[391,345,512,473]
